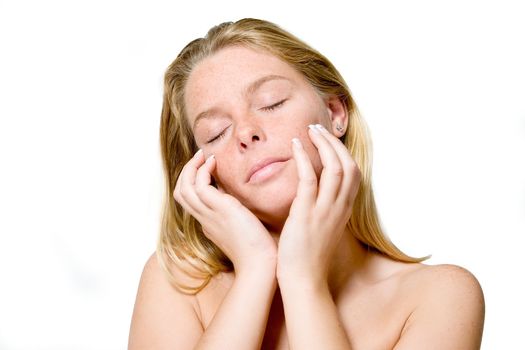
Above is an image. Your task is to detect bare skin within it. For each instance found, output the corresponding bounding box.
[130,251,484,349]
[195,255,479,349]
[128,45,485,349]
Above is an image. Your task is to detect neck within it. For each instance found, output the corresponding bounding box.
[327,227,372,297]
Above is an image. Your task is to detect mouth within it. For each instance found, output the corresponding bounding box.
[246,157,290,184]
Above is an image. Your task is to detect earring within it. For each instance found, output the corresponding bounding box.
[336,123,344,132]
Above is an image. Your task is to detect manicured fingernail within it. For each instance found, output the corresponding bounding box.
[194,149,203,157]
[315,124,326,132]
[308,124,320,133]
[292,138,302,148]
[205,154,215,162]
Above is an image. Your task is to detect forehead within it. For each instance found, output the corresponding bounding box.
[184,46,308,119]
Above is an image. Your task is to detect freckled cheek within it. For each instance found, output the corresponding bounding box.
[209,152,239,188]
[303,140,323,176]
[290,128,323,177]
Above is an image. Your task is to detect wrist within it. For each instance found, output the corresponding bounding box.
[277,266,328,291]
[234,254,277,280]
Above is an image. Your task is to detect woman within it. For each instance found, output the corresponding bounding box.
[128,18,485,349]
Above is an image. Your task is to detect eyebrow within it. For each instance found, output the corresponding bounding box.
[192,74,291,130]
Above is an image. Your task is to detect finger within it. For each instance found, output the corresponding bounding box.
[194,155,231,209]
[315,124,361,205]
[174,149,203,197]
[173,174,202,221]
[290,137,317,211]
[194,154,215,188]
[174,152,192,203]
[308,124,344,208]
[176,149,212,215]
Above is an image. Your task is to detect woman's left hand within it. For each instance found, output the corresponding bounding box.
[276,123,362,287]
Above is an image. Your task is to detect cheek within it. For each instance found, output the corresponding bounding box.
[211,153,239,191]
[288,124,323,179]
[294,92,328,123]
[302,136,323,178]
[296,105,329,177]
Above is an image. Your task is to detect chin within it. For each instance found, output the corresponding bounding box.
[243,177,298,231]
[251,194,294,226]
[218,165,300,231]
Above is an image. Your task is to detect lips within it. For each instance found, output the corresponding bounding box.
[246,157,289,183]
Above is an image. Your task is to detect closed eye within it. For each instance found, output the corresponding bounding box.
[207,130,225,144]
[206,127,229,144]
[206,100,286,143]
[261,99,286,111]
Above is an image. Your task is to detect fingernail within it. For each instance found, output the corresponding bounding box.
[194,149,203,157]
[292,138,302,148]
[308,124,320,133]
[315,124,326,132]
[206,154,215,162]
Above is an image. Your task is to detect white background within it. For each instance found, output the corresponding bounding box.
[0,0,523,349]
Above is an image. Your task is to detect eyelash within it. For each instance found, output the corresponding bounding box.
[207,130,227,144]
[261,99,286,111]
[206,99,287,144]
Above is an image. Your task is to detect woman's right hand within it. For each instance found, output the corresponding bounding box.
[173,149,277,275]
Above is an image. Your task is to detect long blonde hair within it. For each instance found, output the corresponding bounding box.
[157,18,429,294]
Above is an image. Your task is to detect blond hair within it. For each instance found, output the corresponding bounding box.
[157,18,429,294]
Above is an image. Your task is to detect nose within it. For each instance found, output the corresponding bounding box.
[236,122,263,151]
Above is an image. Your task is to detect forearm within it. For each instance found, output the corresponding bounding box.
[195,265,277,350]
[279,278,352,350]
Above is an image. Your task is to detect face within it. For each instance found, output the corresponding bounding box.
[184,45,336,230]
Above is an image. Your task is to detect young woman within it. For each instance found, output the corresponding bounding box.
[128,18,485,349]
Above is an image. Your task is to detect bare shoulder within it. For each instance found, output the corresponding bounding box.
[407,264,484,307]
[128,252,205,350]
[404,263,484,300]
[394,263,485,349]
[400,263,485,320]
[140,252,205,298]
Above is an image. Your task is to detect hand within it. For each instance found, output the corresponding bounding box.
[276,124,361,286]
[173,150,277,275]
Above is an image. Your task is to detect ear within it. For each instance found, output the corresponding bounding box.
[323,94,348,138]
